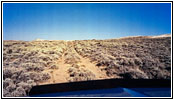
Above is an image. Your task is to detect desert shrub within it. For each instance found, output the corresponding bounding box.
[20,63,44,72]
[12,58,23,65]
[46,61,54,65]
[67,66,96,82]
[3,67,49,97]
[17,72,32,83]
[3,42,12,47]
[26,56,40,63]
[48,51,57,55]
[144,68,170,79]
[96,60,110,67]
[50,54,60,59]
[49,64,59,69]
[7,49,13,54]
[41,73,51,81]
[3,89,11,97]
[141,59,157,70]
[27,72,42,81]
[39,55,51,61]
[3,78,14,88]
[27,65,44,72]
[3,67,25,79]
[41,49,60,55]
[71,64,80,68]
[13,48,22,53]
[6,83,16,92]
[10,53,23,58]
[104,62,122,76]
[27,80,36,86]
[134,58,142,66]
[119,70,148,79]
[17,82,33,93]
[91,53,114,67]
[11,87,26,97]
[64,53,81,64]
[23,51,38,58]
[3,72,50,97]
[3,41,59,97]
[68,67,77,73]
[3,67,14,79]
[117,57,135,66]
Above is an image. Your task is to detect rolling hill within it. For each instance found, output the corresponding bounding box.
[3,34,171,97]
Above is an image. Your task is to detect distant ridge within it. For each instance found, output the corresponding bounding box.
[104,34,171,41]
[151,34,171,38]
[34,38,44,41]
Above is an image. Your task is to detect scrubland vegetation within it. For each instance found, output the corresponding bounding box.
[67,64,96,82]
[3,41,66,97]
[3,35,171,97]
[74,36,171,79]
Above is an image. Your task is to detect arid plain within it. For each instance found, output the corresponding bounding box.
[3,34,171,97]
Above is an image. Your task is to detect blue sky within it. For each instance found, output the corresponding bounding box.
[3,3,171,40]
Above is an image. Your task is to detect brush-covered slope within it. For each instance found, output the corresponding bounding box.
[3,34,171,97]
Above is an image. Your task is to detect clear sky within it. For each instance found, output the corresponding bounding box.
[3,3,171,40]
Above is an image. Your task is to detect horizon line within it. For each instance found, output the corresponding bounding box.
[3,33,171,41]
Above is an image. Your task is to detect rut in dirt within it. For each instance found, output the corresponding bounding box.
[39,41,109,85]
